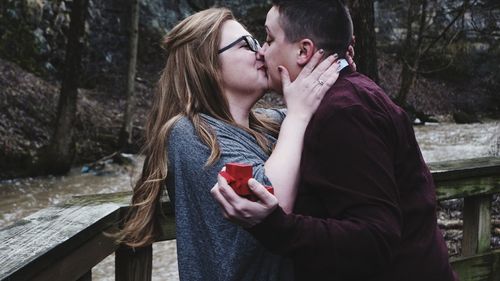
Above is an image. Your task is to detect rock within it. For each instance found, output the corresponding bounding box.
[81,165,91,173]
[413,118,424,126]
[25,0,44,24]
[33,28,51,55]
[453,111,481,124]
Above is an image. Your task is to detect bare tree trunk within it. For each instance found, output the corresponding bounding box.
[119,0,140,151]
[42,0,89,174]
[395,0,427,106]
[396,0,468,107]
[397,60,416,107]
[348,0,379,83]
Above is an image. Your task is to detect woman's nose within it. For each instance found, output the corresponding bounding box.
[256,43,267,58]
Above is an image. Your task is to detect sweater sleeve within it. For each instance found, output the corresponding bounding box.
[247,105,403,278]
[214,128,274,186]
[169,117,274,186]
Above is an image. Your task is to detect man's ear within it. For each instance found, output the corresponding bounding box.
[296,39,315,66]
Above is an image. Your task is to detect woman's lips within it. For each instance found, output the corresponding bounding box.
[257,65,268,76]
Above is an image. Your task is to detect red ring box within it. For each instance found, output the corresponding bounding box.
[219,163,274,201]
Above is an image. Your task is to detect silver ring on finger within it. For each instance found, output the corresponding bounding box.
[317,79,325,86]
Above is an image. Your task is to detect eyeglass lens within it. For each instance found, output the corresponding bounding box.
[246,36,260,52]
[218,35,260,54]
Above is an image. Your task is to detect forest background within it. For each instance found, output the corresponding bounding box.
[0,0,499,179]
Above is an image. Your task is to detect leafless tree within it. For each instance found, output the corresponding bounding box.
[119,0,140,151]
[348,0,379,83]
[43,0,89,174]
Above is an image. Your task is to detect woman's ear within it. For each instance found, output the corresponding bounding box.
[296,39,315,66]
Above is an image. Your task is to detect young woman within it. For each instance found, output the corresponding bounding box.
[119,8,341,280]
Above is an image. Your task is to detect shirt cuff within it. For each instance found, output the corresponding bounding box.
[246,206,290,253]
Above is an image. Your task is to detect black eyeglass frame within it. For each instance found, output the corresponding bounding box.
[218,35,260,54]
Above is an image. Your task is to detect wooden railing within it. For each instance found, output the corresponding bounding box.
[429,157,500,280]
[1,156,499,281]
[0,191,173,281]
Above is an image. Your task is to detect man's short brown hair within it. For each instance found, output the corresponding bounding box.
[272,0,353,57]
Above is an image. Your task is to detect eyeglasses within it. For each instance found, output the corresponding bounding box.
[218,35,261,54]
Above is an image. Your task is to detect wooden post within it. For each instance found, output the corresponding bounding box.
[77,271,92,281]
[115,245,152,281]
[462,195,492,256]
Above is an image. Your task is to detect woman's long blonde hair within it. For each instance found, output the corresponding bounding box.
[120,8,280,247]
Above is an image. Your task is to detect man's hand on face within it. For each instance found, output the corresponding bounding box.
[211,175,279,228]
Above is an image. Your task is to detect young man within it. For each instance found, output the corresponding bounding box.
[211,0,458,280]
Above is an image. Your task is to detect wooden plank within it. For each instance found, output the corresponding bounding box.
[0,192,176,281]
[76,271,91,281]
[116,245,152,281]
[451,249,500,281]
[462,195,492,256]
[30,227,119,281]
[116,198,175,242]
[429,156,500,182]
[157,201,176,242]
[435,175,500,201]
[0,192,131,281]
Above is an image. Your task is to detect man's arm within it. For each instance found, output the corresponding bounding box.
[212,105,404,278]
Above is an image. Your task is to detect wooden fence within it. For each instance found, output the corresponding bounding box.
[1,156,499,281]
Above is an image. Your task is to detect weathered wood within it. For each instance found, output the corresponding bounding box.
[0,192,174,281]
[430,157,500,200]
[157,201,176,242]
[76,270,91,281]
[116,245,152,281]
[462,195,492,256]
[0,192,129,281]
[451,248,500,281]
[435,175,500,201]
[438,219,500,230]
[431,158,498,262]
[429,157,500,182]
[438,219,464,229]
[116,196,175,242]
[30,227,118,281]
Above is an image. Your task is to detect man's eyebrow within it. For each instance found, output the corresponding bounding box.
[265,26,272,36]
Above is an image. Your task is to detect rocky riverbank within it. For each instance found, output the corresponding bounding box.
[0,58,149,178]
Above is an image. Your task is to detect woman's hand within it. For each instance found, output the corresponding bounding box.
[261,51,341,213]
[281,50,341,122]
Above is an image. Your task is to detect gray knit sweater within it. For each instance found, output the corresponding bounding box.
[166,110,293,281]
